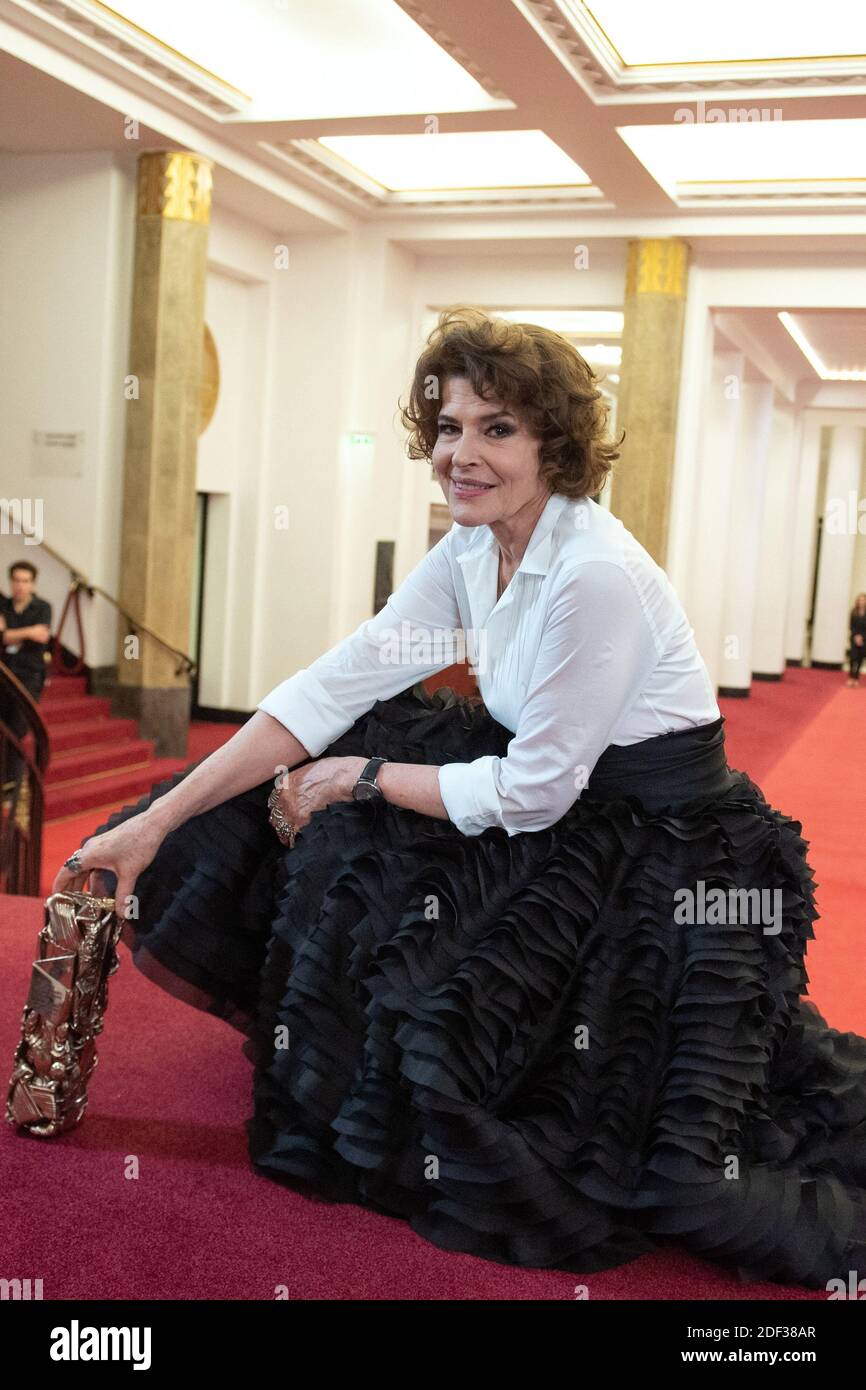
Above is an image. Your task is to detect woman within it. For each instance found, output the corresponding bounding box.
[846,592,866,686]
[54,307,866,1290]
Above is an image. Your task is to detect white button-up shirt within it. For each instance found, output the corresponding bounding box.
[257,491,720,837]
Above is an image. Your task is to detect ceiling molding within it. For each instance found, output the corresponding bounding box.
[678,185,866,209]
[260,142,381,212]
[270,137,608,215]
[10,0,247,116]
[374,187,611,213]
[515,0,866,101]
[397,1,512,102]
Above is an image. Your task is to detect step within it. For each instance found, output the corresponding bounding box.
[45,758,193,821]
[41,676,88,700]
[40,691,92,711]
[40,694,112,724]
[45,717,140,753]
[46,739,156,785]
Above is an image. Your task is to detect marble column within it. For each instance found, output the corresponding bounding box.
[812,424,864,666]
[717,381,774,695]
[609,238,690,566]
[115,150,213,755]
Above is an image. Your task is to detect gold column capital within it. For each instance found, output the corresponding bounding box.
[625,238,690,298]
[137,151,214,224]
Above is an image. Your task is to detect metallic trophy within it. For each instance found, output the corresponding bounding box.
[6,891,122,1137]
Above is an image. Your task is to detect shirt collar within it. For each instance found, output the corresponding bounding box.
[455,491,571,578]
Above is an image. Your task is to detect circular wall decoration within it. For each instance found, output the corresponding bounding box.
[199,323,220,435]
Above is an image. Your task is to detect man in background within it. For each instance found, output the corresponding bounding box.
[0,560,52,790]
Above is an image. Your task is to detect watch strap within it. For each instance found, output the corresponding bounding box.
[353,756,388,801]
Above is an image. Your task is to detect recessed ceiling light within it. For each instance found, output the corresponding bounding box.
[100,0,506,118]
[584,0,866,66]
[317,131,589,191]
[617,119,866,195]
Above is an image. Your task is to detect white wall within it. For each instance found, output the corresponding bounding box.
[668,252,866,684]
[718,381,774,691]
[752,404,799,676]
[0,150,133,664]
[813,424,865,664]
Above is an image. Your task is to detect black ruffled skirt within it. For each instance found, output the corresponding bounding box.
[82,684,866,1288]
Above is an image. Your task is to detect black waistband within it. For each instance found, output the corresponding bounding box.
[583,716,738,811]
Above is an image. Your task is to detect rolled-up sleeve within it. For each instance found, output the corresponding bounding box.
[256,533,463,756]
[437,561,662,837]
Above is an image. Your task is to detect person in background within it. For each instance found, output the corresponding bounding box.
[846,592,866,687]
[0,560,52,789]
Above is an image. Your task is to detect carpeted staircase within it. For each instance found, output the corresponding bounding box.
[40,674,193,821]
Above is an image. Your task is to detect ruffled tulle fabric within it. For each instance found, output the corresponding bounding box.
[83,684,866,1288]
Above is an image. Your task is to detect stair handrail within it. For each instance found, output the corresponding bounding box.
[0,502,196,680]
[0,662,49,896]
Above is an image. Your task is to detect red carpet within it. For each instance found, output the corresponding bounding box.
[1,669,861,1299]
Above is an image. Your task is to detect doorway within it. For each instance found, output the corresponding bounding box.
[189,491,208,717]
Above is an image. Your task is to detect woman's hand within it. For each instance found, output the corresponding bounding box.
[51,813,168,920]
[855,634,864,647]
[271,755,366,836]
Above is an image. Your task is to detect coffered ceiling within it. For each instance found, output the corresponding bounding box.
[2,0,864,225]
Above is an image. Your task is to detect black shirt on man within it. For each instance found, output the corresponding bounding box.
[0,594,52,680]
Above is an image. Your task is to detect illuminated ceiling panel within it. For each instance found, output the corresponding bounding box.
[581,0,866,65]
[318,131,590,191]
[93,0,506,117]
[617,119,866,195]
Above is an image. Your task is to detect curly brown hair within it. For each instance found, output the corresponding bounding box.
[398,305,622,499]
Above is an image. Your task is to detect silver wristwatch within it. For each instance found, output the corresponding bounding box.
[352,756,389,804]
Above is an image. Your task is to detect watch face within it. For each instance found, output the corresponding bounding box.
[353,781,377,802]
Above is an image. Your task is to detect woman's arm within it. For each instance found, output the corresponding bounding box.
[372,760,449,819]
[146,534,464,837]
[53,713,316,903]
[141,711,313,836]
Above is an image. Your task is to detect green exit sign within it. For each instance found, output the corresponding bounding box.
[349,433,374,447]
